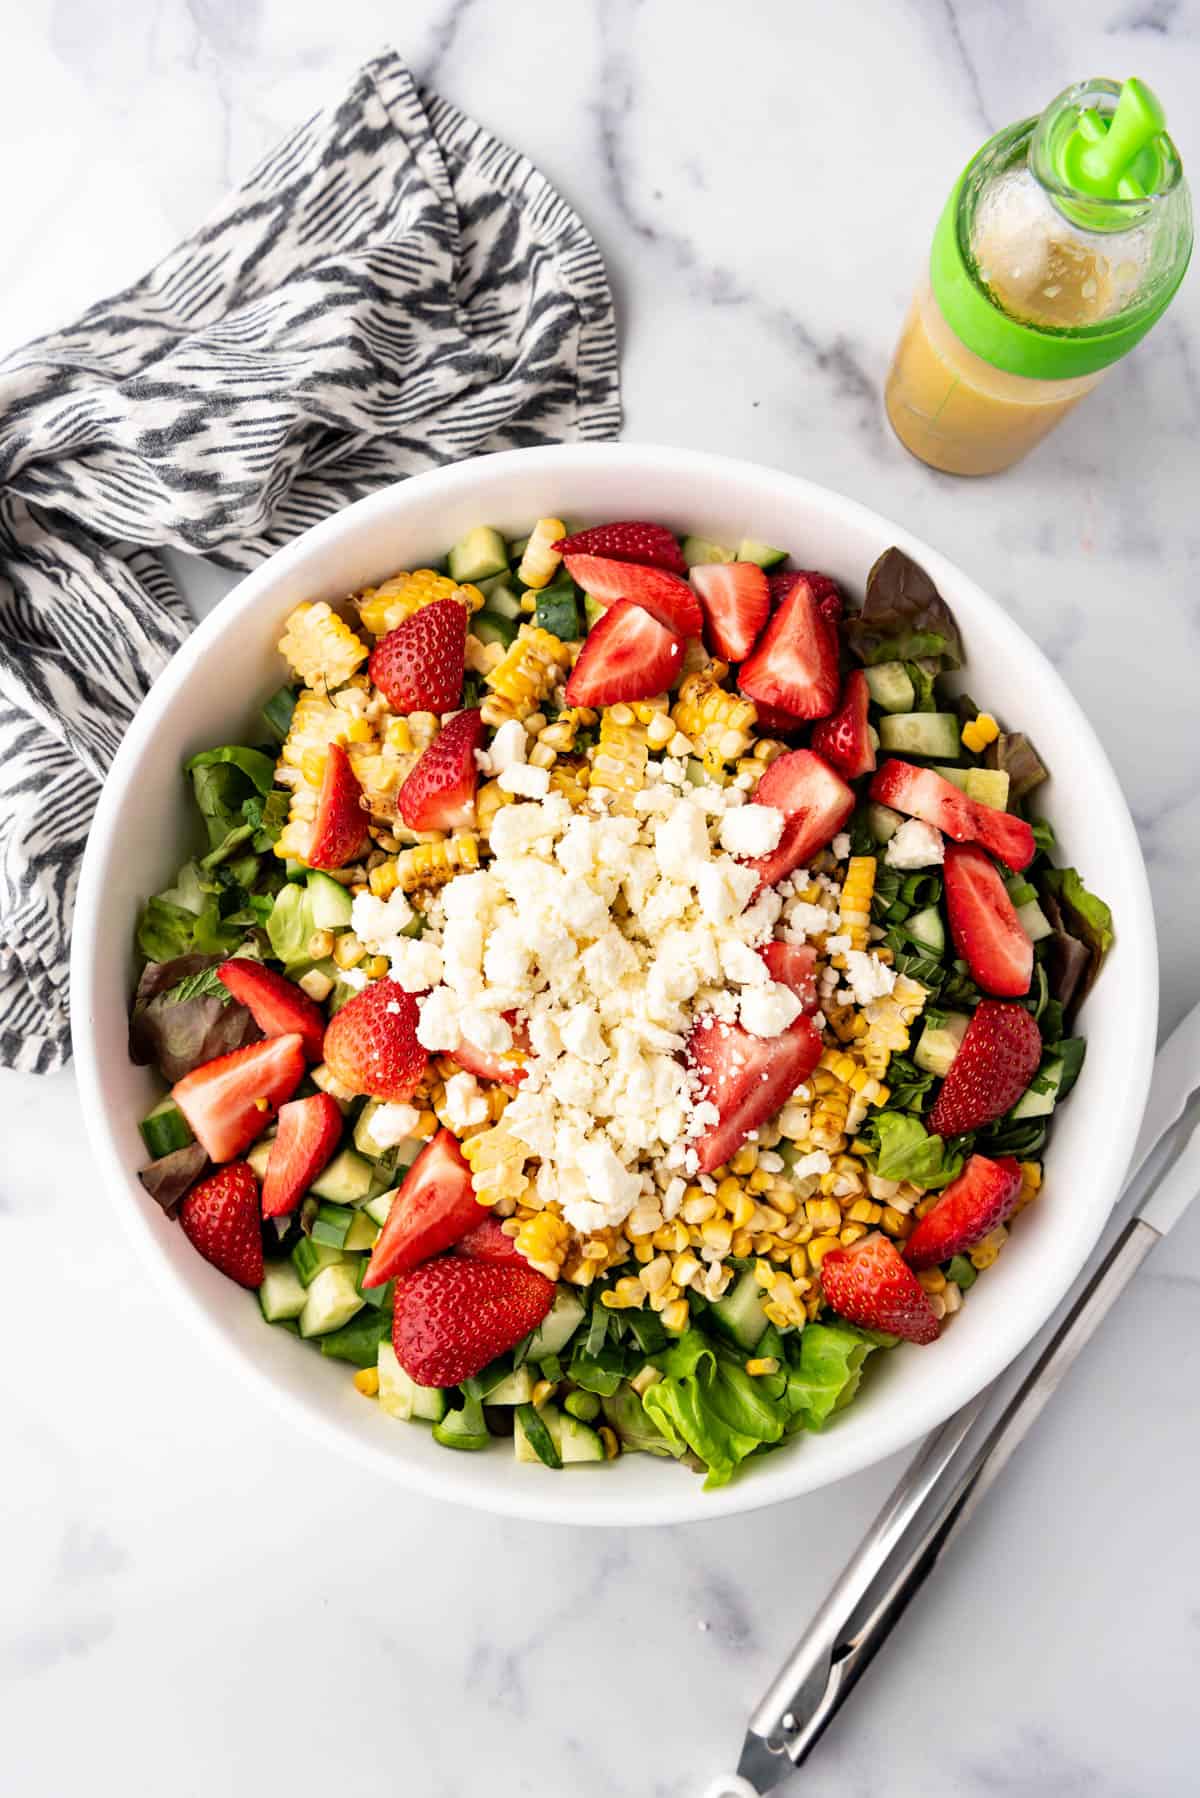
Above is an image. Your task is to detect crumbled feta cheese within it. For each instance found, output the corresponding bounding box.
[337,965,370,993]
[361,1102,421,1150]
[739,982,803,1037]
[832,832,852,860]
[416,986,463,1051]
[885,818,946,869]
[441,1072,490,1131]
[843,950,897,1006]
[350,889,413,945]
[791,1150,832,1178]
[461,1009,512,1055]
[498,763,551,799]
[653,800,710,881]
[719,804,785,859]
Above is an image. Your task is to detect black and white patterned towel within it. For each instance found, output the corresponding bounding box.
[0,49,620,1075]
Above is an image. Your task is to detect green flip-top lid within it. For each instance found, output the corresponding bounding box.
[930,77,1191,381]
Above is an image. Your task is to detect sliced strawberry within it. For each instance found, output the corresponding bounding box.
[308,742,369,870]
[554,521,687,575]
[398,707,484,832]
[321,978,428,1102]
[870,760,1035,872]
[819,1232,940,1345]
[562,554,702,637]
[739,575,840,719]
[767,569,843,631]
[368,596,466,714]
[452,1012,529,1087]
[904,1154,1023,1270]
[740,749,855,891]
[811,669,876,780]
[750,701,808,736]
[457,1213,525,1265]
[759,941,818,1012]
[690,562,770,661]
[687,1013,822,1175]
[943,842,1035,996]
[391,1256,555,1387]
[927,1000,1043,1137]
[260,1092,344,1218]
[179,1161,264,1288]
[217,958,326,1062]
[363,1128,480,1287]
[172,1033,307,1163]
[564,599,684,707]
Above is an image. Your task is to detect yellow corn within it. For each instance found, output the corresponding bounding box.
[278,601,370,689]
[670,671,757,760]
[513,1209,571,1279]
[818,1047,890,1109]
[598,1425,621,1460]
[588,708,649,806]
[374,832,481,896]
[837,856,876,956]
[548,754,591,807]
[353,1367,380,1397]
[745,1356,781,1378]
[961,711,1001,754]
[1014,1160,1043,1214]
[970,1225,1008,1271]
[357,568,483,637]
[516,517,566,589]
[531,1379,556,1409]
[460,1121,530,1203]
[809,1078,850,1153]
[481,624,573,726]
[662,1298,690,1334]
[476,778,513,837]
[823,997,868,1044]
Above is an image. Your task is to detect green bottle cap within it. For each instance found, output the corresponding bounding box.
[930,77,1191,381]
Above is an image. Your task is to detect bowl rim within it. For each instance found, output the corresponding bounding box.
[70,443,1158,1526]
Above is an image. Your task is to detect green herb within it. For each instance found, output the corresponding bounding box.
[1055,1037,1087,1101]
[165,966,233,1006]
[885,1055,935,1114]
[900,872,942,908]
[980,1115,1048,1159]
[1030,818,1057,857]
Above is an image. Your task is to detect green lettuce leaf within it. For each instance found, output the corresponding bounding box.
[136,896,200,962]
[785,1322,883,1432]
[846,548,965,670]
[184,745,276,848]
[863,1112,967,1189]
[1041,868,1114,961]
[601,1386,684,1458]
[642,1332,788,1488]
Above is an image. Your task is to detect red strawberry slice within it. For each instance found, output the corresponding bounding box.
[927,1000,1043,1137]
[562,554,702,637]
[811,669,876,780]
[740,749,855,891]
[739,575,841,719]
[870,760,1035,872]
[322,978,428,1102]
[687,1013,822,1174]
[457,1213,525,1265]
[368,597,466,714]
[554,521,687,575]
[308,742,369,870]
[564,599,684,707]
[452,1012,529,1087]
[904,1153,1023,1270]
[751,701,808,736]
[398,707,484,832]
[391,1256,556,1387]
[363,1128,480,1287]
[819,1232,940,1345]
[943,842,1035,996]
[179,1161,264,1288]
[218,958,326,1062]
[690,562,770,661]
[760,941,819,1012]
[767,569,843,630]
[172,1033,307,1163]
[261,1092,344,1218]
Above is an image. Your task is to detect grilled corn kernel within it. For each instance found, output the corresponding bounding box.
[516,518,566,589]
[482,624,572,725]
[745,1356,780,1378]
[807,1233,842,1268]
[961,711,1001,754]
[531,1379,556,1409]
[598,1425,621,1460]
[662,1298,690,1334]
[671,671,756,760]
[630,1365,662,1398]
[278,601,369,688]
[836,855,877,956]
[353,1368,380,1397]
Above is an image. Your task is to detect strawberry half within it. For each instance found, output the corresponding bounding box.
[740,749,855,891]
[179,1161,264,1288]
[739,575,840,719]
[819,1232,940,1345]
[562,554,702,637]
[308,742,370,870]
[218,958,326,1062]
[927,1000,1043,1137]
[811,669,876,780]
[457,1213,525,1265]
[363,1128,480,1287]
[564,599,684,707]
[870,760,1035,872]
[750,701,808,736]
[452,1012,529,1087]
[690,562,770,661]
[943,842,1035,997]
[398,707,484,833]
[759,941,818,1012]
[172,1033,307,1163]
[554,521,687,575]
[904,1153,1023,1270]
[369,597,466,714]
[391,1256,556,1387]
[322,978,428,1102]
[261,1091,344,1218]
[767,569,843,631]
[687,1013,822,1174]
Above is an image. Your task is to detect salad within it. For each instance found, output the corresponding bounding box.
[129,517,1113,1488]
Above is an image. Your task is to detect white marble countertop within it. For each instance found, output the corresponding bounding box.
[3,4,1199,1793]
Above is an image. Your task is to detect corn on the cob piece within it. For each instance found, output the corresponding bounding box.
[516,517,566,589]
[513,1208,571,1279]
[670,671,757,761]
[277,601,370,689]
[356,569,484,638]
[481,624,573,726]
[818,1047,890,1109]
[588,705,649,808]
[461,1122,530,1202]
[369,832,481,896]
[836,856,876,957]
[809,1074,851,1152]
[476,778,513,837]
[548,754,590,807]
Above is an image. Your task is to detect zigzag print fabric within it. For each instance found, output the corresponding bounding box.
[0,50,620,1073]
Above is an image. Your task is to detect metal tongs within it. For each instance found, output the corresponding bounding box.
[714,999,1200,1798]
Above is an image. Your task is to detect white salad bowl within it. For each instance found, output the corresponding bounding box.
[71,444,1157,1526]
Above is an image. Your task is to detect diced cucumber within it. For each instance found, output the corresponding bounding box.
[563,1388,601,1423]
[1010,1056,1065,1121]
[258,1262,307,1323]
[291,1237,347,1287]
[353,1101,423,1167]
[906,904,946,956]
[708,1270,769,1352]
[582,593,605,630]
[1014,898,1054,943]
[472,611,518,649]
[514,1402,562,1468]
[864,661,916,714]
[964,767,1010,811]
[933,764,969,791]
[376,1342,448,1422]
[878,713,962,760]
[558,1412,606,1464]
[484,1366,536,1405]
[478,574,522,614]
[867,802,904,845]
[356,1259,391,1309]
[310,1201,356,1248]
[534,579,580,642]
[526,1289,586,1359]
[343,1211,378,1253]
[735,538,787,569]
[432,1395,490,1451]
[913,1012,971,1078]
[309,1148,373,1206]
[448,525,509,586]
[245,1136,275,1180]
[139,1098,194,1159]
[507,534,530,564]
[681,535,734,567]
[309,1063,355,1107]
[318,1306,390,1366]
[363,1190,396,1229]
[298,1262,364,1338]
[306,870,353,930]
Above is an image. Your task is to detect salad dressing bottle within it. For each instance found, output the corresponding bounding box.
[886,78,1192,475]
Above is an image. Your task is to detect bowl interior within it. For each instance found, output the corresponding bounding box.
[71,445,1157,1526]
